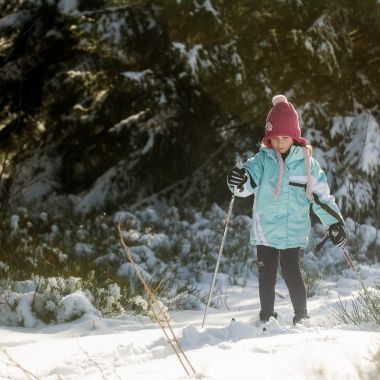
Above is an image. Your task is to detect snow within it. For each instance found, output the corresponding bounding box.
[176,0,220,19]
[16,292,37,328]
[39,212,48,222]
[141,233,171,251]
[117,262,151,285]
[0,11,32,29]
[10,214,19,234]
[173,42,243,82]
[122,70,153,82]
[13,149,62,201]
[335,174,374,213]
[57,291,100,323]
[141,128,156,154]
[343,112,380,176]
[1,265,380,379]
[110,110,147,133]
[0,261,9,272]
[194,0,220,19]
[74,161,129,214]
[173,43,204,80]
[74,243,94,257]
[113,211,141,229]
[57,0,79,16]
[304,36,314,54]
[121,70,155,91]
[330,109,380,215]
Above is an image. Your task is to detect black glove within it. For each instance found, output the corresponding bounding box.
[227,166,247,188]
[328,222,347,247]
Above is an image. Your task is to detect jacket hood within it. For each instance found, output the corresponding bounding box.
[260,145,306,162]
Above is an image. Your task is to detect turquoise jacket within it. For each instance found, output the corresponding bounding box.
[229,146,343,249]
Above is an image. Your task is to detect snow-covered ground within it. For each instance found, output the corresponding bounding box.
[1,266,380,380]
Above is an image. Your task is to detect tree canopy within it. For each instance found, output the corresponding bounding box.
[0,0,379,224]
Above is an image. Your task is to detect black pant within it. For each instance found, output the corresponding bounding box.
[257,245,307,316]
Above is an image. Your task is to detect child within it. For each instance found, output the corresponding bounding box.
[227,95,347,325]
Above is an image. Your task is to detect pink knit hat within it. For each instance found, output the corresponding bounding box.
[262,95,309,147]
[262,95,313,199]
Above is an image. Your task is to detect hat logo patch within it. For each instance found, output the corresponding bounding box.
[265,122,273,132]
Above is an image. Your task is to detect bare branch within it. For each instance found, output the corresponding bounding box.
[0,348,40,380]
[117,221,196,376]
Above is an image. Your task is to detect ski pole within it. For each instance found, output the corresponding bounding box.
[202,190,236,328]
[341,247,365,289]
[315,233,329,252]
[317,235,365,288]
[202,160,243,328]
[316,224,366,290]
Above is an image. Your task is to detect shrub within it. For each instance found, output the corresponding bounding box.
[303,270,328,298]
[0,272,126,326]
[332,285,380,327]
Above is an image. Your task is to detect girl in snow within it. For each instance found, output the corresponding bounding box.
[227,95,347,325]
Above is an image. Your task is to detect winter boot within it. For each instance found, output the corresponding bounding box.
[293,309,310,325]
[259,310,278,322]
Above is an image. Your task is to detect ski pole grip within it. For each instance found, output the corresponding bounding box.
[235,159,243,170]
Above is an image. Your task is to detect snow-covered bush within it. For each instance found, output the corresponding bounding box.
[168,292,204,311]
[81,271,125,317]
[1,197,378,326]
[57,291,100,323]
[166,282,205,311]
[0,273,125,326]
[128,295,149,316]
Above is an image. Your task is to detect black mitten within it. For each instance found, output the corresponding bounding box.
[328,222,347,247]
[227,166,247,188]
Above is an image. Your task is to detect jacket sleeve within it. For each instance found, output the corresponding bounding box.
[226,151,264,198]
[310,158,344,226]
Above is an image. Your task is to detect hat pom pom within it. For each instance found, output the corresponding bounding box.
[272,95,287,105]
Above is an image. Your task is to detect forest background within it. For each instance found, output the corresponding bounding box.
[0,0,379,325]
